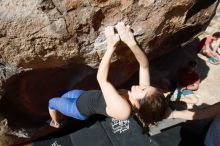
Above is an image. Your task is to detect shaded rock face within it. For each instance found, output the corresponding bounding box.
[0,0,219,145]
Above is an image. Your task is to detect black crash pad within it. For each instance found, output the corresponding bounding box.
[33,117,152,146]
[33,117,211,146]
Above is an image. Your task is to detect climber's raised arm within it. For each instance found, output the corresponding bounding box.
[97,26,131,120]
[115,22,150,87]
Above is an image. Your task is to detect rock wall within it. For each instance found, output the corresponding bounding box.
[0,0,219,145]
[201,3,220,36]
[0,0,219,68]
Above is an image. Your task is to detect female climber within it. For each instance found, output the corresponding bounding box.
[48,22,168,129]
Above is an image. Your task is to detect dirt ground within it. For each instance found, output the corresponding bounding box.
[193,5,220,105]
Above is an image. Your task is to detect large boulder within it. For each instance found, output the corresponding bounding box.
[0,0,219,145]
[0,0,219,68]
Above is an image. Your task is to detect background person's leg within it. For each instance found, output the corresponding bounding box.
[181,90,199,106]
[182,89,193,96]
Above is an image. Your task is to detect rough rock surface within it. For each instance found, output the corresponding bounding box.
[0,0,219,145]
[0,0,219,69]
